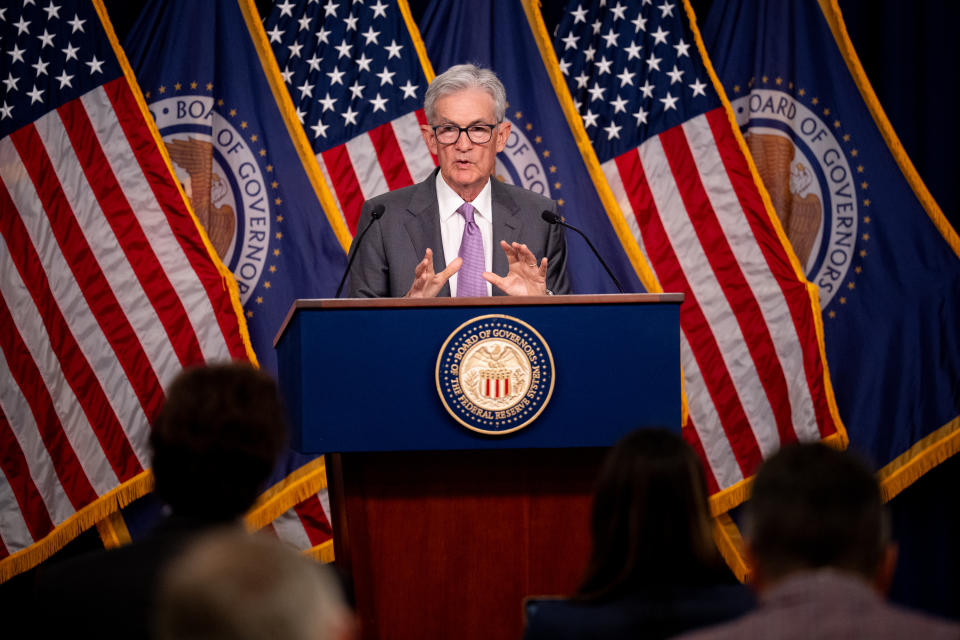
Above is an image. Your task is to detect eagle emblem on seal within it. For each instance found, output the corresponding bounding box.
[745,132,823,268]
[166,137,237,261]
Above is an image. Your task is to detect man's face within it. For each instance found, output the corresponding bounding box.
[421,87,511,201]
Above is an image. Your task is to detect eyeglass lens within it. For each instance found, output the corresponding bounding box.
[435,125,494,144]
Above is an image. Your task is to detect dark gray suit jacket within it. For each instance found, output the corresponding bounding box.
[346,169,570,297]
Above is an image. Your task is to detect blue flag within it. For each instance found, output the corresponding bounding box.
[124,0,349,375]
[703,0,960,497]
[420,0,644,294]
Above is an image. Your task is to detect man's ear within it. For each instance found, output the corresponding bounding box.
[421,124,438,155]
[873,543,898,595]
[494,120,511,153]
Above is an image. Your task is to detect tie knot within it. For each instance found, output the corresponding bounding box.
[458,202,476,224]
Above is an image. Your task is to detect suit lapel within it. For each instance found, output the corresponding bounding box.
[404,169,451,296]
[491,179,522,296]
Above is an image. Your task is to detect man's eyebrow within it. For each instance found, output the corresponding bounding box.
[437,118,492,127]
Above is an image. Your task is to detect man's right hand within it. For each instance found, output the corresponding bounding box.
[405,248,462,298]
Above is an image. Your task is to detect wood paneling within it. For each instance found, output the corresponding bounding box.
[330,448,606,639]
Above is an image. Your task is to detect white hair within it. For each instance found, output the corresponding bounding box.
[155,529,352,640]
[424,63,507,123]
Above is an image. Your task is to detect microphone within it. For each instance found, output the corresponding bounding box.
[335,204,385,298]
[541,210,624,293]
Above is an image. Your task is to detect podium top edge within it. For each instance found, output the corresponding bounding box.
[273,293,683,346]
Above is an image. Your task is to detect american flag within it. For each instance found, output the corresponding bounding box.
[0,0,252,579]
[554,0,845,503]
[264,0,437,235]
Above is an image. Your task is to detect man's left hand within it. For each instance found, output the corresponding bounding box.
[483,241,549,296]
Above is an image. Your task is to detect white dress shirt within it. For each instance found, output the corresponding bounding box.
[436,174,494,296]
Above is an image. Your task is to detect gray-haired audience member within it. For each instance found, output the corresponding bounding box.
[346,63,570,298]
[677,443,960,640]
[155,530,354,640]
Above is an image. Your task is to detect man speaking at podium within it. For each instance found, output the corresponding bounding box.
[345,64,571,298]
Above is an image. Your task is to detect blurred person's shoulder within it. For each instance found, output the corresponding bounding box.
[675,570,960,640]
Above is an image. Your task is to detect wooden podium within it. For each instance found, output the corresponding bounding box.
[275,294,682,639]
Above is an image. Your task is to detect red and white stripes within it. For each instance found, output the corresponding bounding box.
[264,493,333,551]
[603,108,840,494]
[484,377,510,399]
[0,78,249,558]
[317,109,437,234]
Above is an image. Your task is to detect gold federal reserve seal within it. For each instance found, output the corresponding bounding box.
[436,315,555,435]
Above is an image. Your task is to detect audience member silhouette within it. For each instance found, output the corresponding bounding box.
[32,362,288,639]
[677,443,960,640]
[154,529,354,640]
[522,428,753,640]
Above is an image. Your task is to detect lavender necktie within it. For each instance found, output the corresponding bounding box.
[456,202,486,297]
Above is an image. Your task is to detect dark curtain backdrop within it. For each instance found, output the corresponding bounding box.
[92,0,959,621]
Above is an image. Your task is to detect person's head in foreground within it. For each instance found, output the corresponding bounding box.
[150,362,288,522]
[154,530,354,640]
[744,441,894,592]
[576,428,724,601]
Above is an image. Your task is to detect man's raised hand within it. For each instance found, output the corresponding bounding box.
[405,248,462,298]
[483,241,549,296]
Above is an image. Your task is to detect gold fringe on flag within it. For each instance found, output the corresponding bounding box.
[95,510,133,549]
[711,512,750,584]
[244,456,328,531]
[0,470,154,582]
[877,417,960,503]
[303,539,335,564]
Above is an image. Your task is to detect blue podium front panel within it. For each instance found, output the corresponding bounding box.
[275,294,681,453]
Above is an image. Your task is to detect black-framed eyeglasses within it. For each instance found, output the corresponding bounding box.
[432,123,499,145]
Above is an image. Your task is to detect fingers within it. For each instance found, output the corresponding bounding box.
[406,272,426,296]
[406,249,434,297]
[513,242,539,267]
[482,271,504,287]
[438,256,462,281]
[413,248,434,278]
[499,241,542,268]
[406,250,462,298]
[500,241,546,273]
[484,271,514,296]
[490,242,548,296]
[500,240,527,265]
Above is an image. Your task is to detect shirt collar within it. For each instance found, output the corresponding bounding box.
[436,172,493,223]
[760,568,880,608]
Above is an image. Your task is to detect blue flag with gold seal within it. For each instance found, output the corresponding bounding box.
[703,0,960,497]
[419,0,644,294]
[124,0,349,376]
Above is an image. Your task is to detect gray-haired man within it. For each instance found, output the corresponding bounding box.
[346,64,570,298]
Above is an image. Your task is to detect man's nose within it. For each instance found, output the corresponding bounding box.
[454,130,473,149]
